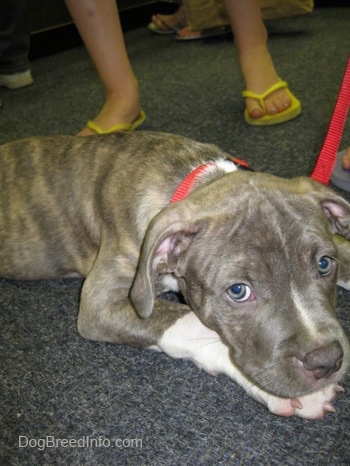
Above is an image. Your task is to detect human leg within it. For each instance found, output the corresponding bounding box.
[224,0,299,122]
[0,0,33,89]
[65,0,143,136]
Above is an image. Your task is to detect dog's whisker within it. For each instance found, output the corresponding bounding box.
[198,337,222,345]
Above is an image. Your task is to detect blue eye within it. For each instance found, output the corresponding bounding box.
[318,256,333,276]
[227,283,252,302]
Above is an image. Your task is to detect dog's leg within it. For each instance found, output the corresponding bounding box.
[77,250,192,347]
[78,283,191,349]
[334,234,350,290]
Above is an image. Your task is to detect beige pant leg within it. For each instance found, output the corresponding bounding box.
[183,0,230,30]
[182,0,314,31]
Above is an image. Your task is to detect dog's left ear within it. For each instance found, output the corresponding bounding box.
[321,195,350,239]
[130,204,202,318]
[301,178,350,238]
[316,190,350,289]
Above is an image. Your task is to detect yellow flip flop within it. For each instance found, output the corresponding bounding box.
[86,110,146,134]
[242,81,301,126]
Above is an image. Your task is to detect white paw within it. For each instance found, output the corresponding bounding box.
[292,384,344,419]
[265,384,344,419]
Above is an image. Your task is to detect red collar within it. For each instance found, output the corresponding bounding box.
[169,163,215,203]
[169,157,251,203]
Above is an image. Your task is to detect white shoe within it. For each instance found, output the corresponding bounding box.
[0,69,34,89]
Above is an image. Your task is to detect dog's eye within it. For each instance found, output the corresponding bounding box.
[227,283,252,302]
[318,256,334,276]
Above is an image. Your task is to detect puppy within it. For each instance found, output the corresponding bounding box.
[1,132,350,419]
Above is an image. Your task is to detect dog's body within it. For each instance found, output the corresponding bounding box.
[1,132,350,419]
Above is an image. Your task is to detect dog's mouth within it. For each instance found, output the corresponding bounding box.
[239,348,346,398]
[292,356,343,393]
[269,337,348,397]
[253,358,343,398]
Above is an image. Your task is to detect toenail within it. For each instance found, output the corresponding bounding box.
[250,109,263,118]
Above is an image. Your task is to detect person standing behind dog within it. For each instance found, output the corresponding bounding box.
[0,0,144,135]
[1,0,300,128]
[0,0,33,97]
[64,0,145,136]
[149,0,312,125]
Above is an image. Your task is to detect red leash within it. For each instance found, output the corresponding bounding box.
[311,56,350,185]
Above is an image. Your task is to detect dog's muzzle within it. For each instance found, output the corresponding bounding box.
[299,341,343,380]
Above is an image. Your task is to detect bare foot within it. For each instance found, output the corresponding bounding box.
[77,81,141,137]
[241,44,293,119]
[342,147,350,170]
[151,5,187,32]
[176,26,202,39]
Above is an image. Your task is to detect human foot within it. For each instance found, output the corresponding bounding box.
[77,90,143,136]
[244,82,292,119]
[243,80,301,126]
[243,67,293,120]
[330,148,350,191]
[176,26,202,39]
[149,5,187,34]
[240,45,298,122]
[175,25,231,41]
[342,147,350,170]
[84,110,146,135]
[0,69,34,89]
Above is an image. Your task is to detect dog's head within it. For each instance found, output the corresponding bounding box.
[130,173,350,398]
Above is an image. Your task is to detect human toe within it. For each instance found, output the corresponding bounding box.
[245,98,265,119]
[176,26,202,39]
[342,148,350,170]
[265,90,291,115]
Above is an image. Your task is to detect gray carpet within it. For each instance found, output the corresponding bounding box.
[1,7,350,465]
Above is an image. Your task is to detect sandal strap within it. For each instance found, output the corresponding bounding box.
[87,120,133,134]
[152,16,181,32]
[86,110,146,135]
[160,19,179,32]
[242,80,288,104]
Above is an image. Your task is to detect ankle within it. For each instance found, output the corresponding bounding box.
[106,77,140,106]
[240,47,279,94]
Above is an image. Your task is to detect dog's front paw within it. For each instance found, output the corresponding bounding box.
[266,384,344,419]
[293,384,344,420]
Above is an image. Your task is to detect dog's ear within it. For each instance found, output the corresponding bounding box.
[130,205,202,318]
[306,182,350,288]
[333,234,350,289]
[298,178,350,239]
[320,196,350,239]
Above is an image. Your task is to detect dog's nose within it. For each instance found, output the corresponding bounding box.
[302,341,343,379]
